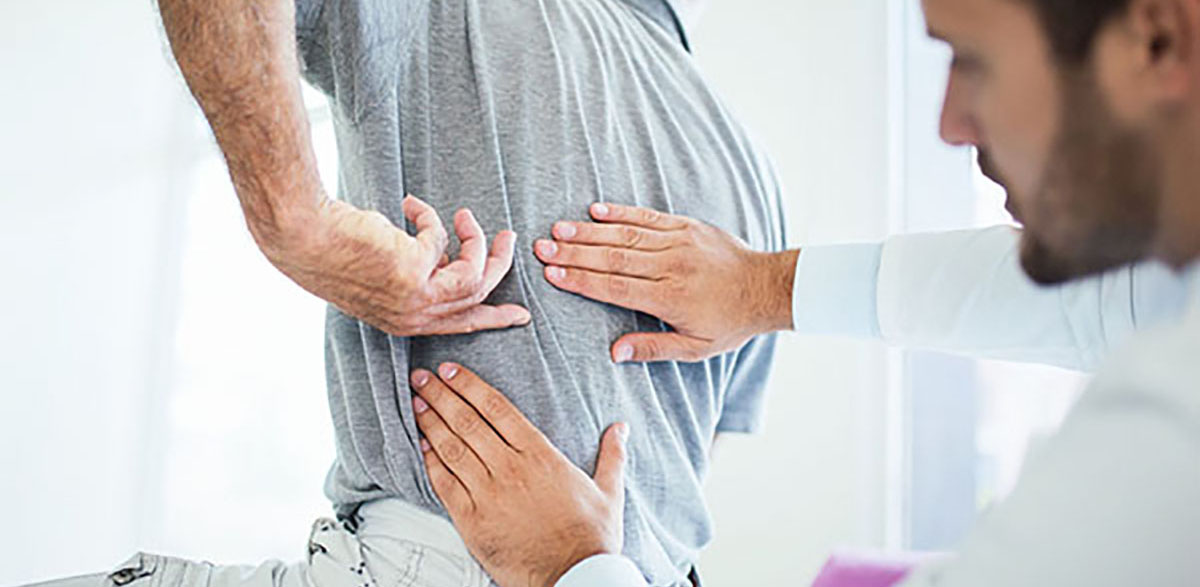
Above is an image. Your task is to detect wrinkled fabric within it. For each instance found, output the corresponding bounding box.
[295,1,788,584]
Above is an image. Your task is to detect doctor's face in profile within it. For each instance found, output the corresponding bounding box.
[926,0,1168,284]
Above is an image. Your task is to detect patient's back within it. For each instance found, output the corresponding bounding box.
[296,1,786,584]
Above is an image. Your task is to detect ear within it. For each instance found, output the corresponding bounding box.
[1127,0,1198,102]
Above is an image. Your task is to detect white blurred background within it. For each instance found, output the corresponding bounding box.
[0,2,1085,586]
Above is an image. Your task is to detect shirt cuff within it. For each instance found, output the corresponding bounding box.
[792,243,883,338]
[555,555,649,587]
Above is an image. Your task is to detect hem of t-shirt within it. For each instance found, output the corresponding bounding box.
[715,410,764,434]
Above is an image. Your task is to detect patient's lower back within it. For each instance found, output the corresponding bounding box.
[300,1,785,584]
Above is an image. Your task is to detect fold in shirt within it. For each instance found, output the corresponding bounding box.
[294,1,788,585]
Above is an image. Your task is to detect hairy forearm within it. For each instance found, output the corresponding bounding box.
[747,248,799,335]
[158,0,322,252]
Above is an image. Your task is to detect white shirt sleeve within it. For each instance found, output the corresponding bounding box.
[898,303,1200,587]
[554,555,649,587]
[792,226,1189,371]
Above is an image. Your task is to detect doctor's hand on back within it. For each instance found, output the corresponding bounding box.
[534,203,799,362]
[405,363,629,587]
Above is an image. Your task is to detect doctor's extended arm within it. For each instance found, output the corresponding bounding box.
[793,226,1186,371]
[536,204,1187,371]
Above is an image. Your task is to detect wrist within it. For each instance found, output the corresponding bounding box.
[745,249,799,335]
[245,188,328,264]
[539,544,615,587]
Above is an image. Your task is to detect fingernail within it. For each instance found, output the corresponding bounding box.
[615,344,634,363]
[412,370,430,388]
[439,363,459,380]
[618,422,630,441]
[592,203,610,218]
[546,266,567,281]
[536,239,558,258]
[420,438,432,452]
[413,396,430,414]
[555,222,577,239]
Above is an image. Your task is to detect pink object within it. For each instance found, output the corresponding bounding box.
[811,551,927,587]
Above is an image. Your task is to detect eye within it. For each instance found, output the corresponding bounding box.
[951,52,986,75]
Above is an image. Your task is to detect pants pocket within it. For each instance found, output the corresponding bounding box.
[107,554,159,587]
[106,553,208,587]
[307,518,376,587]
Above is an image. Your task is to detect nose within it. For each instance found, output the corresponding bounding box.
[939,71,981,147]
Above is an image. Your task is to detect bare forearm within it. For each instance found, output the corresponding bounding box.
[747,248,800,335]
[158,0,321,252]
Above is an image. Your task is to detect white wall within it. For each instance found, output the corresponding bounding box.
[692,2,896,583]
[0,1,192,582]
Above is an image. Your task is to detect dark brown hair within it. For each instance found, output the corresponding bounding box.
[1024,0,1132,63]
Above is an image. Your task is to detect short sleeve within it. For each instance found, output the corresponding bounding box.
[295,0,325,37]
[715,332,778,434]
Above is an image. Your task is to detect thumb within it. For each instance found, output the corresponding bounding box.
[611,332,714,364]
[592,423,629,502]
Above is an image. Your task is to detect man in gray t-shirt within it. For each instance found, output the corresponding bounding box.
[293,1,786,585]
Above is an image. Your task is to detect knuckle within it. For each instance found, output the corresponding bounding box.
[452,412,481,436]
[681,222,703,241]
[663,277,687,300]
[640,208,661,224]
[482,394,512,420]
[620,226,642,248]
[460,275,484,296]
[501,456,525,480]
[639,339,661,360]
[446,274,470,296]
[605,248,629,272]
[367,210,391,226]
[606,274,630,301]
[665,254,691,276]
[440,440,467,464]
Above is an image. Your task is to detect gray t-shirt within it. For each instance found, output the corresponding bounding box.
[295,1,786,585]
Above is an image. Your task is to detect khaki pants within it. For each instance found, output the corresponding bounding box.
[23,500,492,587]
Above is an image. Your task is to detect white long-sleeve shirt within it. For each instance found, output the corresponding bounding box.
[791,226,1188,370]
[556,228,1197,587]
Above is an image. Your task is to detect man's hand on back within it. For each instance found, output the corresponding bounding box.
[408,364,629,587]
[157,0,528,337]
[535,203,798,363]
[265,194,530,336]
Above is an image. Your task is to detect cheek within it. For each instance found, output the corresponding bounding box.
[978,66,1062,212]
